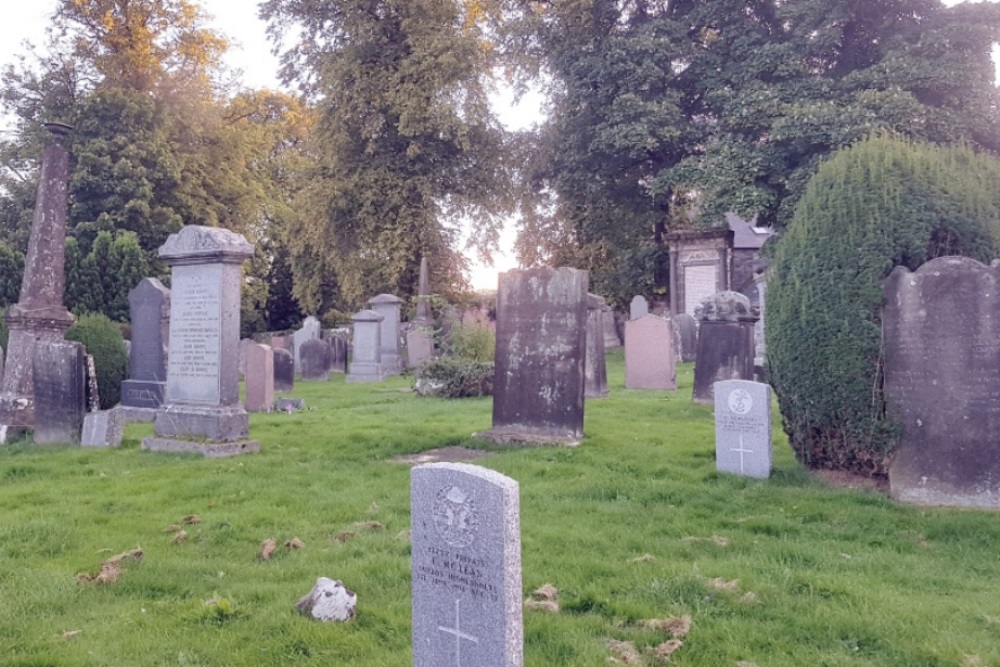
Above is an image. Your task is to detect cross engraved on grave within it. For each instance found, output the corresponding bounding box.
[714,379,772,479]
[438,599,480,667]
[731,436,753,475]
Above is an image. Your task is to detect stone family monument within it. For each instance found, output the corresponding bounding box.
[884,257,1000,508]
[714,379,772,478]
[411,462,523,667]
[121,278,170,411]
[346,309,385,382]
[142,226,258,457]
[0,123,76,437]
[369,293,404,375]
[692,291,757,403]
[624,315,676,390]
[487,267,588,444]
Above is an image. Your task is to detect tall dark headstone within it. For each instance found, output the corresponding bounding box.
[673,313,698,363]
[300,338,332,381]
[584,293,608,399]
[884,257,1000,508]
[121,278,170,411]
[327,335,349,373]
[692,291,757,404]
[142,226,258,457]
[0,123,76,438]
[484,267,588,444]
[273,347,295,393]
[33,340,86,445]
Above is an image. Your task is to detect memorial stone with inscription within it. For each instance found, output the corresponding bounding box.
[347,309,385,382]
[411,462,523,667]
[369,294,404,375]
[884,257,1000,508]
[714,379,772,478]
[585,294,608,398]
[692,291,757,404]
[121,278,170,411]
[486,267,588,444]
[273,347,295,393]
[629,295,649,320]
[142,226,258,457]
[33,340,86,445]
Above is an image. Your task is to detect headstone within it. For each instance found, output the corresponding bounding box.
[368,294,404,375]
[328,335,349,373]
[629,295,649,320]
[238,338,255,378]
[0,123,76,437]
[346,309,385,383]
[81,408,125,448]
[692,291,757,404]
[673,313,698,363]
[293,316,322,373]
[121,277,170,411]
[273,347,295,393]
[714,379,772,478]
[300,338,332,381]
[884,257,1000,508]
[584,294,608,398]
[411,462,522,667]
[484,267,588,444]
[33,340,86,445]
[601,304,620,349]
[624,315,677,390]
[407,328,435,369]
[142,226,259,458]
[244,344,274,412]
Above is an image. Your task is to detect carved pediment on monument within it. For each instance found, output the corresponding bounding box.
[159,225,254,261]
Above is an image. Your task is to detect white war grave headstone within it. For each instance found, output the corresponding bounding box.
[714,379,772,478]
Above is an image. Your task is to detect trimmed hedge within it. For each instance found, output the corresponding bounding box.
[66,313,129,410]
[414,358,493,398]
[767,136,1000,476]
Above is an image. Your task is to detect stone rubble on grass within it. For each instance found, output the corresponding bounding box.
[295,577,357,622]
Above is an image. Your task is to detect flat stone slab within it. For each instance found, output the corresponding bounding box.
[141,437,260,458]
[392,447,494,465]
[472,429,581,448]
[120,406,158,423]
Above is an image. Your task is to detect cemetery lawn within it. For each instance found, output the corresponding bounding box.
[2,351,1000,667]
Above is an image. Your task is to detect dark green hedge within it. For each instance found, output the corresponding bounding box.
[66,313,129,410]
[414,358,493,398]
[767,136,1000,476]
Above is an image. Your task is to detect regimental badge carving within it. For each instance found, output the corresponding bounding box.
[728,388,753,415]
[432,486,479,548]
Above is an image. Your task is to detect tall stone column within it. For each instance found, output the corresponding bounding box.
[0,123,75,438]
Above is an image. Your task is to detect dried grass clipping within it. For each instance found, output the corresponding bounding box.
[76,548,143,584]
[642,615,691,639]
[607,639,642,664]
[524,584,559,613]
[260,538,277,560]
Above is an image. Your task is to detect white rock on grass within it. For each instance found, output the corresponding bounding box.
[295,577,357,622]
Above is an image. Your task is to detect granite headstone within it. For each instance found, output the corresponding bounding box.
[300,338,332,381]
[692,291,757,404]
[369,293,404,375]
[411,462,522,667]
[81,407,125,448]
[273,347,294,393]
[629,295,649,320]
[33,340,86,445]
[714,379,772,478]
[347,309,385,383]
[673,312,698,363]
[601,304,621,349]
[584,293,608,398]
[328,335,349,373]
[624,315,677,390]
[292,316,321,373]
[244,343,274,412]
[121,277,170,411]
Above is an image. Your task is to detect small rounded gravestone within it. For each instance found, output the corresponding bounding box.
[295,577,357,622]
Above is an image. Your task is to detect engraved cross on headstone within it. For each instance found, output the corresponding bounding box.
[730,435,753,475]
[438,599,479,666]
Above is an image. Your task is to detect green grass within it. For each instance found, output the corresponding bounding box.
[2,350,1000,666]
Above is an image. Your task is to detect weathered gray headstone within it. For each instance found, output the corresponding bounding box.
[244,343,274,412]
[714,379,772,478]
[0,124,76,437]
[407,327,435,369]
[300,338,332,381]
[411,462,522,667]
[369,293,404,375]
[238,338,255,378]
[692,291,757,404]
[601,304,620,349]
[273,347,295,393]
[884,257,1000,508]
[629,295,649,320]
[673,312,698,363]
[142,226,259,457]
[293,316,321,373]
[327,335,349,373]
[347,309,385,383]
[624,315,676,390]
[121,277,170,411]
[485,267,588,444]
[585,293,608,398]
[33,340,86,445]
[81,407,125,448]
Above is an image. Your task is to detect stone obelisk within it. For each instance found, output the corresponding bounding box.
[0,123,76,439]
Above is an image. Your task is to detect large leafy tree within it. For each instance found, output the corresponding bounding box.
[261,0,513,311]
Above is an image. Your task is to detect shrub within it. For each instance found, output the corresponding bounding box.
[444,323,495,362]
[66,313,129,410]
[414,358,493,398]
[767,135,1000,476]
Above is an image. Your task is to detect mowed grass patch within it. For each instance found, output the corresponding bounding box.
[1,353,999,666]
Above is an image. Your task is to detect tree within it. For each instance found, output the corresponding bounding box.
[261,0,513,309]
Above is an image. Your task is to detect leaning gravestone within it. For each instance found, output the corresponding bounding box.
[884,257,1000,508]
[300,338,332,381]
[33,340,86,445]
[624,315,676,390]
[81,408,125,448]
[121,277,170,413]
[142,226,258,458]
[273,347,294,393]
[292,316,321,373]
[368,293,404,375]
[673,313,698,363]
[347,309,385,383]
[692,291,757,404]
[629,295,649,320]
[244,344,274,412]
[411,462,523,667]
[584,294,608,398]
[714,379,772,478]
[483,267,588,444]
